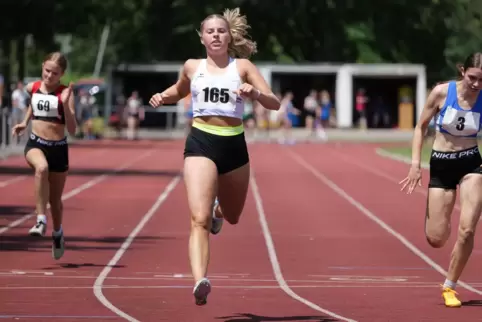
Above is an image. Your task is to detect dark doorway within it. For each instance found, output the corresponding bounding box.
[352,76,417,128]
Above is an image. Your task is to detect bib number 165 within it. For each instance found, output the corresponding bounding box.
[203,87,229,103]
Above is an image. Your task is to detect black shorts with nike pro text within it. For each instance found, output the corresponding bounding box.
[429,146,482,190]
[24,133,69,172]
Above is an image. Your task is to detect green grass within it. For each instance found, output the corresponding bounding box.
[381,145,432,163]
[381,143,482,164]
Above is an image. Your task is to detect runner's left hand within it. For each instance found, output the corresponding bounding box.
[63,82,73,104]
[233,83,261,100]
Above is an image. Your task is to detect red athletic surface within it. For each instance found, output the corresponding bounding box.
[1,139,482,322]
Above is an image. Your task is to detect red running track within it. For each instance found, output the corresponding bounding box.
[0,140,481,322]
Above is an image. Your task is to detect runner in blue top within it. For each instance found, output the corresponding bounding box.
[400,52,482,308]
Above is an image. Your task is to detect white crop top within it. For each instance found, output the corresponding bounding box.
[190,58,244,119]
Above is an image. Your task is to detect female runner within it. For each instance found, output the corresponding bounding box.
[12,52,77,260]
[400,52,482,307]
[149,8,280,305]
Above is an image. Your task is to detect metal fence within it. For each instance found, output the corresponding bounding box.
[0,108,29,158]
[0,104,181,153]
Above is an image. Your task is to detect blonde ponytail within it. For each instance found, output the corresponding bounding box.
[199,8,257,59]
[223,8,257,59]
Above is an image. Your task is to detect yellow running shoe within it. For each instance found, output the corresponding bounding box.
[442,286,462,307]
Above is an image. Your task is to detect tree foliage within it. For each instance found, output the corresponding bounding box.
[1,0,481,85]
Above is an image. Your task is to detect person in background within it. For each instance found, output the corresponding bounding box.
[108,94,126,139]
[372,95,390,128]
[303,89,319,137]
[77,89,95,139]
[356,88,368,130]
[253,95,270,141]
[242,98,256,142]
[277,91,298,144]
[12,80,29,124]
[315,89,331,142]
[125,90,144,140]
[184,92,194,134]
[11,81,30,143]
[0,75,4,108]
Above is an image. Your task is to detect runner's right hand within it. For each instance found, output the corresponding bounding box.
[149,93,165,108]
[399,166,422,194]
[11,122,27,137]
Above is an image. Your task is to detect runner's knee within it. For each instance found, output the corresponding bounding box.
[457,226,475,244]
[425,234,447,248]
[191,211,211,230]
[35,163,49,177]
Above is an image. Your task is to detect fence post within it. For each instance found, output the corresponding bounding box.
[1,109,6,150]
[7,110,14,148]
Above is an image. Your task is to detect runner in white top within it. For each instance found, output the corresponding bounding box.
[149,8,280,306]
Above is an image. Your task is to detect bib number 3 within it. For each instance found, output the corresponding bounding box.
[456,116,465,131]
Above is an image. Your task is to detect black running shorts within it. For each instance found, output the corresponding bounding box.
[429,146,482,190]
[184,123,249,175]
[24,133,69,172]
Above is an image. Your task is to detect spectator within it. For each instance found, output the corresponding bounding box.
[109,94,126,139]
[356,88,368,129]
[77,89,95,139]
[242,98,256,142]
[11,81,29,127]
[303,89,319,133]
[316,89,331,141]
[372,95,390,128]
[183,93,193,133]
[277,91,298,144]
[125,90,144,140]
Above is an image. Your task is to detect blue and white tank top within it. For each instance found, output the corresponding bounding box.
[435,81,482,137]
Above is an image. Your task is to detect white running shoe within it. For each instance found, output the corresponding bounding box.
[193,278,211,305]
[29,221,46,237]
[52,232,65,260]
[210,198,223,235]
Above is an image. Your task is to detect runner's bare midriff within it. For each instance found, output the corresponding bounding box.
[31,120,66,141]
[432,131,479,152]
[194,115,243,127]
